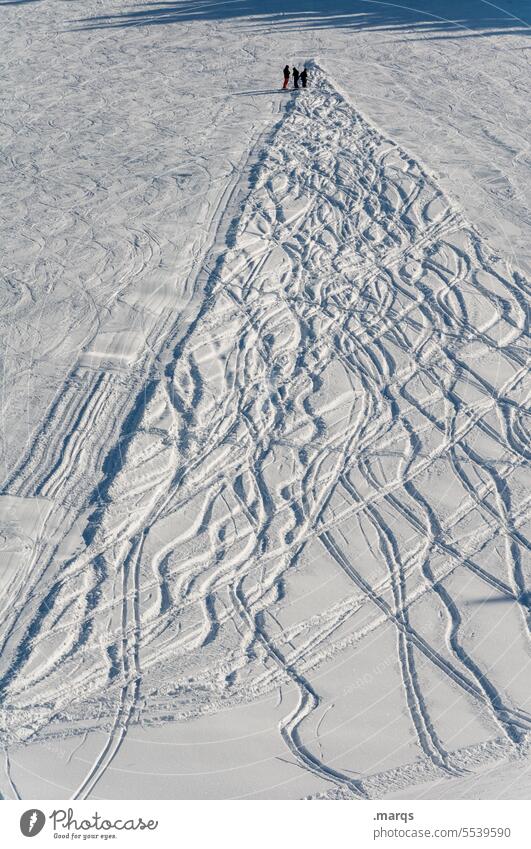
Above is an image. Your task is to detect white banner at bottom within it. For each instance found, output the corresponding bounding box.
[1,799,528,848]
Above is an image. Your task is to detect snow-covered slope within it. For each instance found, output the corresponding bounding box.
[0,1,529,800]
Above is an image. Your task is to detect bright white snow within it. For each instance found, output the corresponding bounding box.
[0,0,530,800]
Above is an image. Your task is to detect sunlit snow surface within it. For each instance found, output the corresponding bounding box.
[0,1,530,800]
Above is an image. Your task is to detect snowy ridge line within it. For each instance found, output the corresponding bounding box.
[2,110,275,533]
[71,116,299,801]
[0,65,529,799]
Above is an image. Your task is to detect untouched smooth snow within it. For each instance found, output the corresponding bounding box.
[0,1,530,800]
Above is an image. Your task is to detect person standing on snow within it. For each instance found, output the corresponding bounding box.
[292,67,300,89]
[282,65,290,90]
[300,68,308,88]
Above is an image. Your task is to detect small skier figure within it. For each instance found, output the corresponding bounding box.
[293,67,300,89]
[282,65,290,90]
[300,68,308,88]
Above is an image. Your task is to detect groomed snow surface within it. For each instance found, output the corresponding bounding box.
[0,1,530,800]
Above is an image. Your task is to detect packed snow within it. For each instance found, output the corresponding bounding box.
[0,0,530,800]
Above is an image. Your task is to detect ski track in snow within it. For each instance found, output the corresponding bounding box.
[1,67,530,799]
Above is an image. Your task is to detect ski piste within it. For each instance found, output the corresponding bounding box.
[1,0,530,801]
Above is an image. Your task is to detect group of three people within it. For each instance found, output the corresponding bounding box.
[283,65,308,90]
